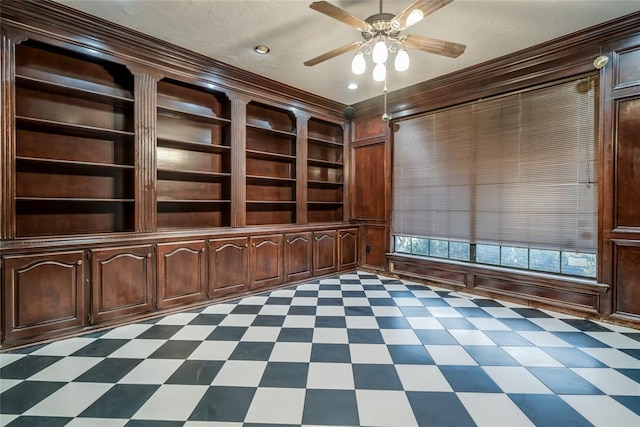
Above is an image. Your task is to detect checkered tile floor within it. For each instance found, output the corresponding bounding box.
[1,272,640,426]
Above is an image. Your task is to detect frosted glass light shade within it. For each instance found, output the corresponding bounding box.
[372,40,388,64]
[373,63,386,82]
[395,49,410,72]
[406,9,424,27]
[351,52,366,75]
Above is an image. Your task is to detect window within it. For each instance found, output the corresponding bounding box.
[392,76,598,279]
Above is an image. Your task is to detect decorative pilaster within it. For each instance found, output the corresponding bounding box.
[228,92,250,228]
[340,121,350,222]
[296,112,311,224]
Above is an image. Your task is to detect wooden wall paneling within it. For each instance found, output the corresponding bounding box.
[313,230,337,276]
[156,240,207,309]
[285,232,312,282]
[130,68,161,232]
[352,141,387,221]
[352,114,387,142]
[3,250,86,343]
[209,237,249,298]
[612,240,640,320]
[296,112,309,223]
[614,96,640,229]
[90,245,154,324]
[338,228,358,270]
[363,224,387,270]
[341,122,350,221]
[229,93,248,227]
[250,234,284,289]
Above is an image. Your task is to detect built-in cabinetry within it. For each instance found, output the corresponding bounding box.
[209,237,249,298]
[156,241,208,309]
[285,232,313,282]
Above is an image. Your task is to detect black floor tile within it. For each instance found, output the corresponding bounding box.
[189,386,256,422]
[231,305,262,314]
[165,360,224,385]
[408,392,477,427]
[287,306,316,315]
[621,349,640,361]
[320,284,342,290]
[612,395,640,416]
[552,332,612,348]
[344,306,374,317]
[0,356,62,379]
[455,307,493,318]
[228,342,274,361]
[484,330,534,346]
[277,327,314,342]
[318,298,343,306]
[509,394,593,427]
[388,345,435,365]
[499,318,544,331]
[540,347,607,368]
[399,306,431,317]
[302,389,359,426]
[79,384,159,418]
[265,297,292,305]
[561,319,614,332]
[376,317,411,329]
[389,290,414,298]
[347,329,384,344]
[71,339,129,357]
[511,308,552,318]
[439,366,502,393]
[464,346,520,366]
[415,329,458,345]
[368,298,396,306]
[528,367,604,394]
[0,381,65,414]
[206,326,248,341]
[136,325,182,340]
[259,362,308,388]
[310,343,351,363]
[251,315,285,327]
[74,358,141,383]
[294,290,318,297]
[315,316,346,328]
[362,284,385,290]
[473,299,505,308]
[188,314,227,325]
[353,364,403,390]
[435,317,477,330]
[7,416,72,427]
[148,340,200,359]
[342,290,366,298]
[617,368,640,383]
[126,420,184,427]
[418,298,451,307]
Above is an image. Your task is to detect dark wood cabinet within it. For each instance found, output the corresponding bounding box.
[285,232,312,282]
[339,228,358,270]
[90,245,154,324]
[209,237,249,298]
[156,241,207,308]
[363,225,387,270]
[2,251,86,343]
[313,230,337,276]
[250,234,284,289]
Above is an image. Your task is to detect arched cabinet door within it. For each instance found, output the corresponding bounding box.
[250,234,284,290]
[90,245,154,324]
[285,232,312,282]
[313,230,337,276]
[209,237,249,299]
[156,240,207,309]
[3,251,86,344]
[339,228,358,270]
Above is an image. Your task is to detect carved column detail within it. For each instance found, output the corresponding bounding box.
[295,112,311,224]
[229,93,249,227]
[132,71,159,232]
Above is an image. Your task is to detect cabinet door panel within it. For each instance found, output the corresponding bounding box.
[313,231,337,276]
[209,237,248,298]
[157,241,207,308]
[285,232,312,282]
[339,228,358,270]
[90,245,153,324]
[250,234,284,289]
[3,251,85,343]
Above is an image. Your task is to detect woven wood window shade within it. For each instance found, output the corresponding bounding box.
[392,76,599,253]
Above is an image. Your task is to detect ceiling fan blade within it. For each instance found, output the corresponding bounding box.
[393,0,454,30]
[404,34,466,58]
[304,41,360,67]
[310,1,370,31]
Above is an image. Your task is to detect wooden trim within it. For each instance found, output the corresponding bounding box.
[0,32,17,239]
[296,112,310,224]
[229,94,248,227]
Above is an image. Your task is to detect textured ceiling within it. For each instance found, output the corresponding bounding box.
[53,0,640,105]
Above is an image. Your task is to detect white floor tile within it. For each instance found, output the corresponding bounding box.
[66,418,127,426]
[237,296,269,305]
[394,298,423,307]
[118,359,183,384]
[0,415,18,426]
[345,316,380,329]
[0,353,25,368]
[410,290,440,298]
[371,306,403,317]
[258,304,289,315]
[31,337,96,356]
[183,423,242,427]
[29,356,101,382]
[425,345,478,365]
[427,307,464,318]
[365,290,390,298]
[579,347,640,368]
[349,344,393,364]
[201,303,235,314]
[458,393,535,427]
[296,283,319,291]
[502,347,564,367]
[468,318,512,331]
[290,297,318,306]
[572,368,640,395]
[396,365,453,392]
[356,390,418,427]
[316,306,345,316]
[107,339,165,359]
[282,315,316,328]
[211,360,267,386]
[269,342,312,362]
[407,317,444,330]
[317,290,342,298]
[170,325,216,341]
[270,289,296,297]
[562,395,640,427]
[528,318,580,331]
[100,323,153,339]
[481,308,524,319]
[306,362,355,389]
[342,297,370,306]
[240,326,281,342]
[313,327,348,343]
[449,330,496,346]
[156,312,199,325]
[0,379,21,393]
[444,298,478,307]
[188,341,238,361]
[592,321,639,333]
[132,384,208,421]
[218,314,256,326]
[586,332,640,349]
[25,382,113,417]
[245,388,305,424]
[482,366,552,394]
[380,329,421,345]
[515,331,573,347]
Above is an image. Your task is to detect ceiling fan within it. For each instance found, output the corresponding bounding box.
[304,0,466,74]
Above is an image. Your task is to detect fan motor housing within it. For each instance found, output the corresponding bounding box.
[362,13,399,40]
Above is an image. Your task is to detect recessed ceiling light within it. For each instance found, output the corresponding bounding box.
[347,83,359,90]
[254,45,270,54]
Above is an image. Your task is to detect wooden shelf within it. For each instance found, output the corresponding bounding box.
[158,199,231,204]
[246,149,296,162]
[246,123,296,137]
[246,175,296,184]
[158,105,231,126]
[16,73,134,104]
[307,157,344,168]
[247,200,296,204]
[16,197,134,203]
[16,116,134,138]
[16,156,134,171]
[156,136,231,154]
[308,179,344,187]
[308,136,343,147]
[308,201,344,205]
[157,168,231,180]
